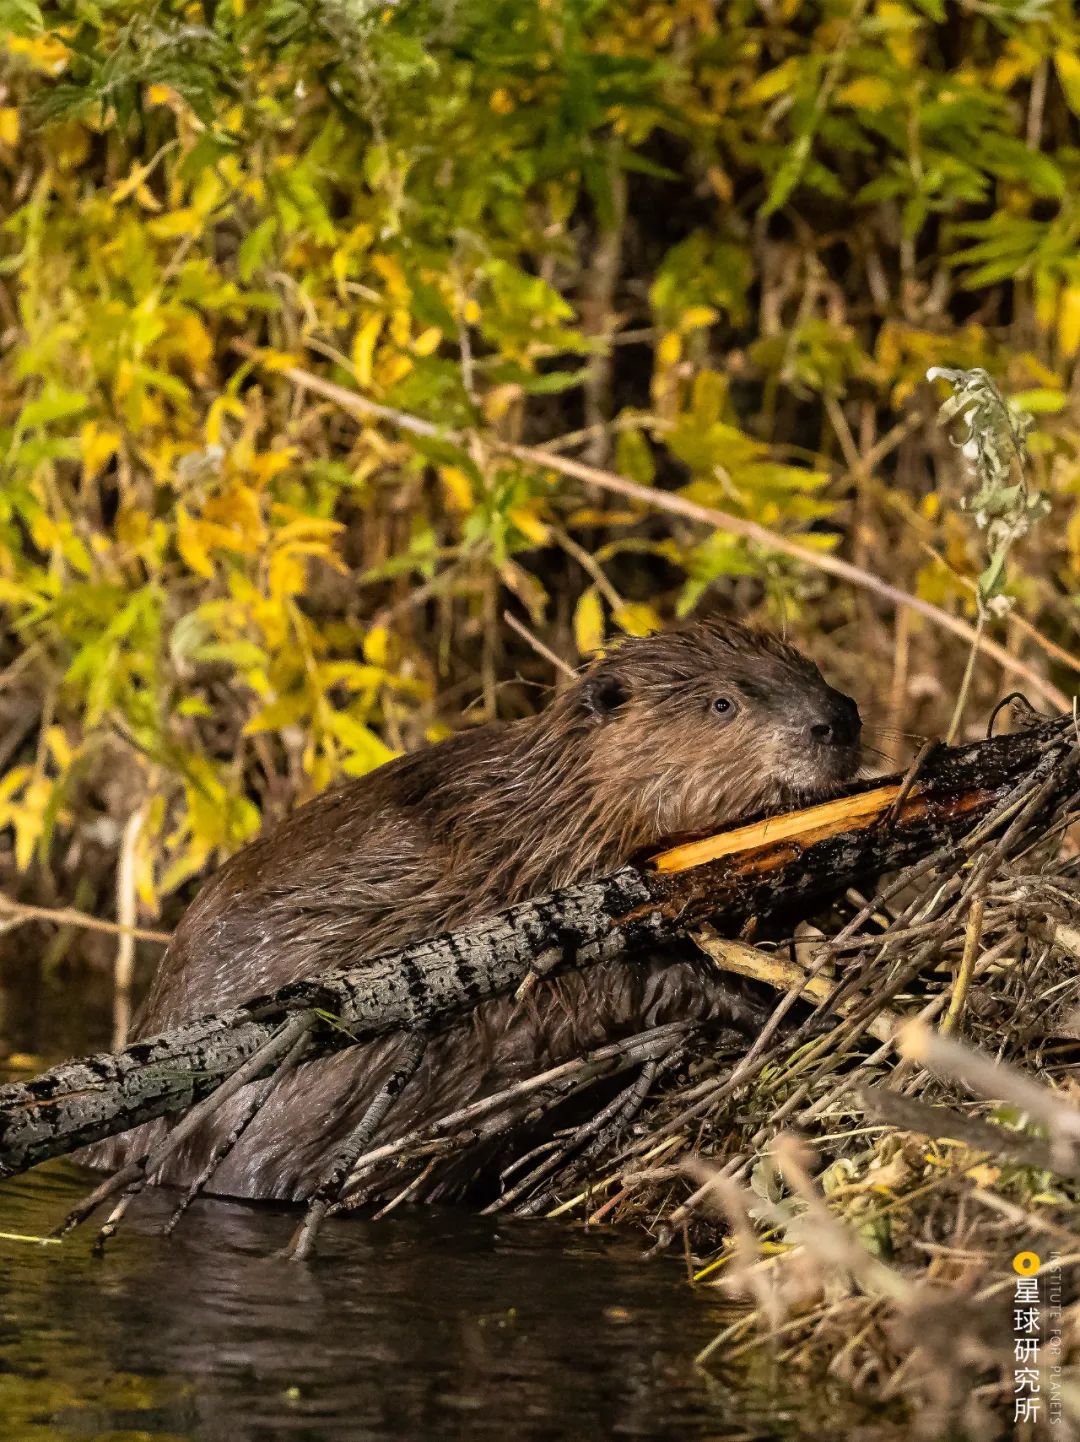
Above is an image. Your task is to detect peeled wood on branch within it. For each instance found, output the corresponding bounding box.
[0,717,1074,1183]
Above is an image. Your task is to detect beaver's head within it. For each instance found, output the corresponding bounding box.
[567,618,863,841]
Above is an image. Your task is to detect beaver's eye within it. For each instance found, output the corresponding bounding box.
[713,696,734,716]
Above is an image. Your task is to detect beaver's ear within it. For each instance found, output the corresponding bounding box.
[580,668,630,722]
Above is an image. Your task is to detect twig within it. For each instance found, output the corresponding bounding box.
[502,610,575,679]
[53,1012,315,1239]
[286,1031,428,1261]
[0,892,170,945]
[509,1047,678,1218]
[330,1024,690,1200]
[163,1021,314,1235]
[371,1160,437,1220]
[946,609,986,744]
[940,889,986,1036]
[689,927,895,1043]
[112,808,145,1049]
[857,1085,1064,1173]
[898,1021,1080,1167]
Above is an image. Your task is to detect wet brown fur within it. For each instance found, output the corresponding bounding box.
[90,620,862,1201]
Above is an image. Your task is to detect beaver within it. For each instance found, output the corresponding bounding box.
[90,619,862,1201]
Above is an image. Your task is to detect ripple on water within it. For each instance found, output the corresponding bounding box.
[1,1163,760,1442]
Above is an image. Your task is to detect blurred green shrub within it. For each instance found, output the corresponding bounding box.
[1,0,1079,922]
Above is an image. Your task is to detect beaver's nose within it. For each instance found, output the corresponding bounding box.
[808,692,861,747]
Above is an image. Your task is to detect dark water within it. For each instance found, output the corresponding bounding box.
[0,966,865,1442]
[0,1162,805,1442]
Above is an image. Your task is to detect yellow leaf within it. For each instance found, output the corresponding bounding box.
[508,505,550,545]
[80,421,119,482]
[573,587,605,657]
[490,88,515,114]
[657,331,682,369]
[679,305,718,332]
[613,603,660,638]
[965,1162,1000,1187]
[269,549,305,599]
[877,0,917,66]
[371,253,409,301]
[0,767,31,808]
[14,778,50,871]
[378,352,413,388]
[318,662,389,690]
[134,182,161,211]
[244,695,310,734]
[463,298,481,325]
[43,726,73,771]
[258,349,302,373]
[439,465,473,512]
[740,57,800,107]
[364,626,390,665]
[6,33,70,74]
[1055,49,1080,117]
[272,515,344,545]
[148,207,201,239]
[136,853,159,912]
[175,311,213,380]
[327,710,398,773]
[176,507,215,579]
[1059,286,1080,357]
[243,448,295,487]
[390,308,412,347]
[0,108,19,146]
[206,395,245,446]
[838,76,894,112]
[991,39,1038,90]
[413,326,442,356]
[483,383,522,422]
[30,512,59,551]
[14,813,35,871]
[111,161,156,204]
[205,486,263,550]
[0,579,39,608]
[352,313,384,388]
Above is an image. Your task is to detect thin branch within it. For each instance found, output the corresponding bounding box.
[53,1012,316,1238]
[163,1020,314,1235]
[287,1031,428,1261]
[112,808,145,1048]
[0,892,170,945]
[502,609,575,679]
[940,889,986,1036]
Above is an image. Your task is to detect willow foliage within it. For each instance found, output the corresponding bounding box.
[1,0,1079,928]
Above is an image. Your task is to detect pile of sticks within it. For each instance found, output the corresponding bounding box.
[1,711,1078,1267]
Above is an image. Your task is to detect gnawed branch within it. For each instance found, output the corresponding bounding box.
[0,715,1075,1185]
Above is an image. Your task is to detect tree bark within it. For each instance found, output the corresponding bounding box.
[1,717,1073,1182]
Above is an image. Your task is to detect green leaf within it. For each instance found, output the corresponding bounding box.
[18,386,88,430]
[615,429,655,486]
[237,217,278,283]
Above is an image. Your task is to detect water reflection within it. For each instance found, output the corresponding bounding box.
[2,1165,752,1442]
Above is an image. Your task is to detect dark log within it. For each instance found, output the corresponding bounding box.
[1,717,1074,1182]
